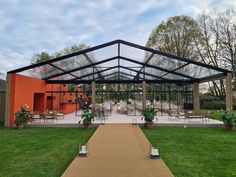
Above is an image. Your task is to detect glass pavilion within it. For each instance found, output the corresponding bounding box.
[5,40,233,126]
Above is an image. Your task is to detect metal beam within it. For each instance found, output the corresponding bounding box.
[8,40,120,74]
[120,65,168,81]
[46,79,195,84]
[8,39,230,78]
[44,56,118,80]
[70,66,117,80]
[134,53,155,79]
[119,40,231,73]
[199,73,227,83]
[83,53,103,79]
[160,62,190,78]
[106,74,131,80]
[48,63,78,79]
[120,56,198,81]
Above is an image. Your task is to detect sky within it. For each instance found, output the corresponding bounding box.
[0,0,235,77]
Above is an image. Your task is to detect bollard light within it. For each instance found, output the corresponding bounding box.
[149,144,160,159]
[78,143,88,157]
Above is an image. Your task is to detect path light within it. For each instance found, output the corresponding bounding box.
[149,144,160,159]
[78,143,88,157]
[132,118,137,125]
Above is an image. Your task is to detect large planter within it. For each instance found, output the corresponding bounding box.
[144,121,155,129]
[16,124,25,129]
[224,124,234,131]
[83,124,90,129]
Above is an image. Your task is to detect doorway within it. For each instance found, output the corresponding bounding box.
[33,93,45,112]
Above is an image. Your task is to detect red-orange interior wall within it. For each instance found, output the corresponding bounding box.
[9,74,84,127]
[10,73,46,127]
[45,84,78,114]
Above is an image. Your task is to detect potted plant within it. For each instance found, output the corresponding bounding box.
[141,107,157,128]
[221,111,236,131]
[78,108,96,129]
[15,104,32,129]
[68,84,77,95]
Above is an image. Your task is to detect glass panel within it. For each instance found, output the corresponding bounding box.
[104,76,117,80]
[71,67,94,78]
[162,73,190,80]
[120,59,142,70]
[84,74,98,80]
[18,64,64,79]
[141,75,161,80]
[119,73,133,80]
[96,59,118,68]
[48,74,75,80]
[148,54,187,71]
[175,64,222,78]
[53,54,90,71]
[120,44,153,62]
[143,67,167,76]
[101,68,118,76]
[86,44,118,62]
[103,73,117,79]
[119,68,137,76]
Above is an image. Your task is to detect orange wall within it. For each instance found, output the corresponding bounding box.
[9,74,84,127]
[10,73,46,127]
[46,84,78,113]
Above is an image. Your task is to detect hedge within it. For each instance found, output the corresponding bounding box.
[201,101,236,110]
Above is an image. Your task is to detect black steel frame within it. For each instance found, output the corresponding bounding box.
[8,39,231,85]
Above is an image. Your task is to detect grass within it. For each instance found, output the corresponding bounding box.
[0,127,96,177]
[200,109,236,121]
[143,127,236,177]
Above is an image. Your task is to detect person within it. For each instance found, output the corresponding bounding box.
[84,101,90,109]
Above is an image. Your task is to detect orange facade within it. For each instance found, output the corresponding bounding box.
[9,74,80,127]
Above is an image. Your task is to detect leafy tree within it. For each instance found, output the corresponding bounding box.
[146,16,202,59]
[32,44,89,64]
[31,43,91,78]
[32,52,52,64]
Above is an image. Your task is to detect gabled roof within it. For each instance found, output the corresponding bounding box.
[8,39,231,84]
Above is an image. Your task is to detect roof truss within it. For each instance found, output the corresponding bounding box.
[8,39,231,84]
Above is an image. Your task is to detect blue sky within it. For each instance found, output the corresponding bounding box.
[0,0,235,76]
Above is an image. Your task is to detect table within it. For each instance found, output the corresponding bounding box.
[186,115,206,124]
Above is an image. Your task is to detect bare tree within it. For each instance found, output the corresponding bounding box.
[218,9,236,89]
[196,10,226,97]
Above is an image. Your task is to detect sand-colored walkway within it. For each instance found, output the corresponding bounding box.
[62,124,174,177]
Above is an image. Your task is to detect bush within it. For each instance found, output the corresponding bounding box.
[201,101,236,110]
[221,111,236,127]
[200,95,222,102]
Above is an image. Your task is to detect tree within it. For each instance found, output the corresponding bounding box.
[146,16,202,60]
[54,44,89,57]
[217,9,236,89]
[32,52,51,64]
[195,10,226,97]
[32,44,89,64]
[31,43,90,78]
[196,9,236,95]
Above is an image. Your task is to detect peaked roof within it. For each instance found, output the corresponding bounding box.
[8,39,231,84]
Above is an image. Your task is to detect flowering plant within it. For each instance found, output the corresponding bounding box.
[15,104,31,126]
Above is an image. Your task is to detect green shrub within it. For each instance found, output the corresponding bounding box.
[221,111,236,127]
[201,101,236,110]
[200,94,222,102]
[141,107,157,122]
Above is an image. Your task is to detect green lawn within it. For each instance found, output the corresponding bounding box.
[143,127,236,177]
[0,127,96,177]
